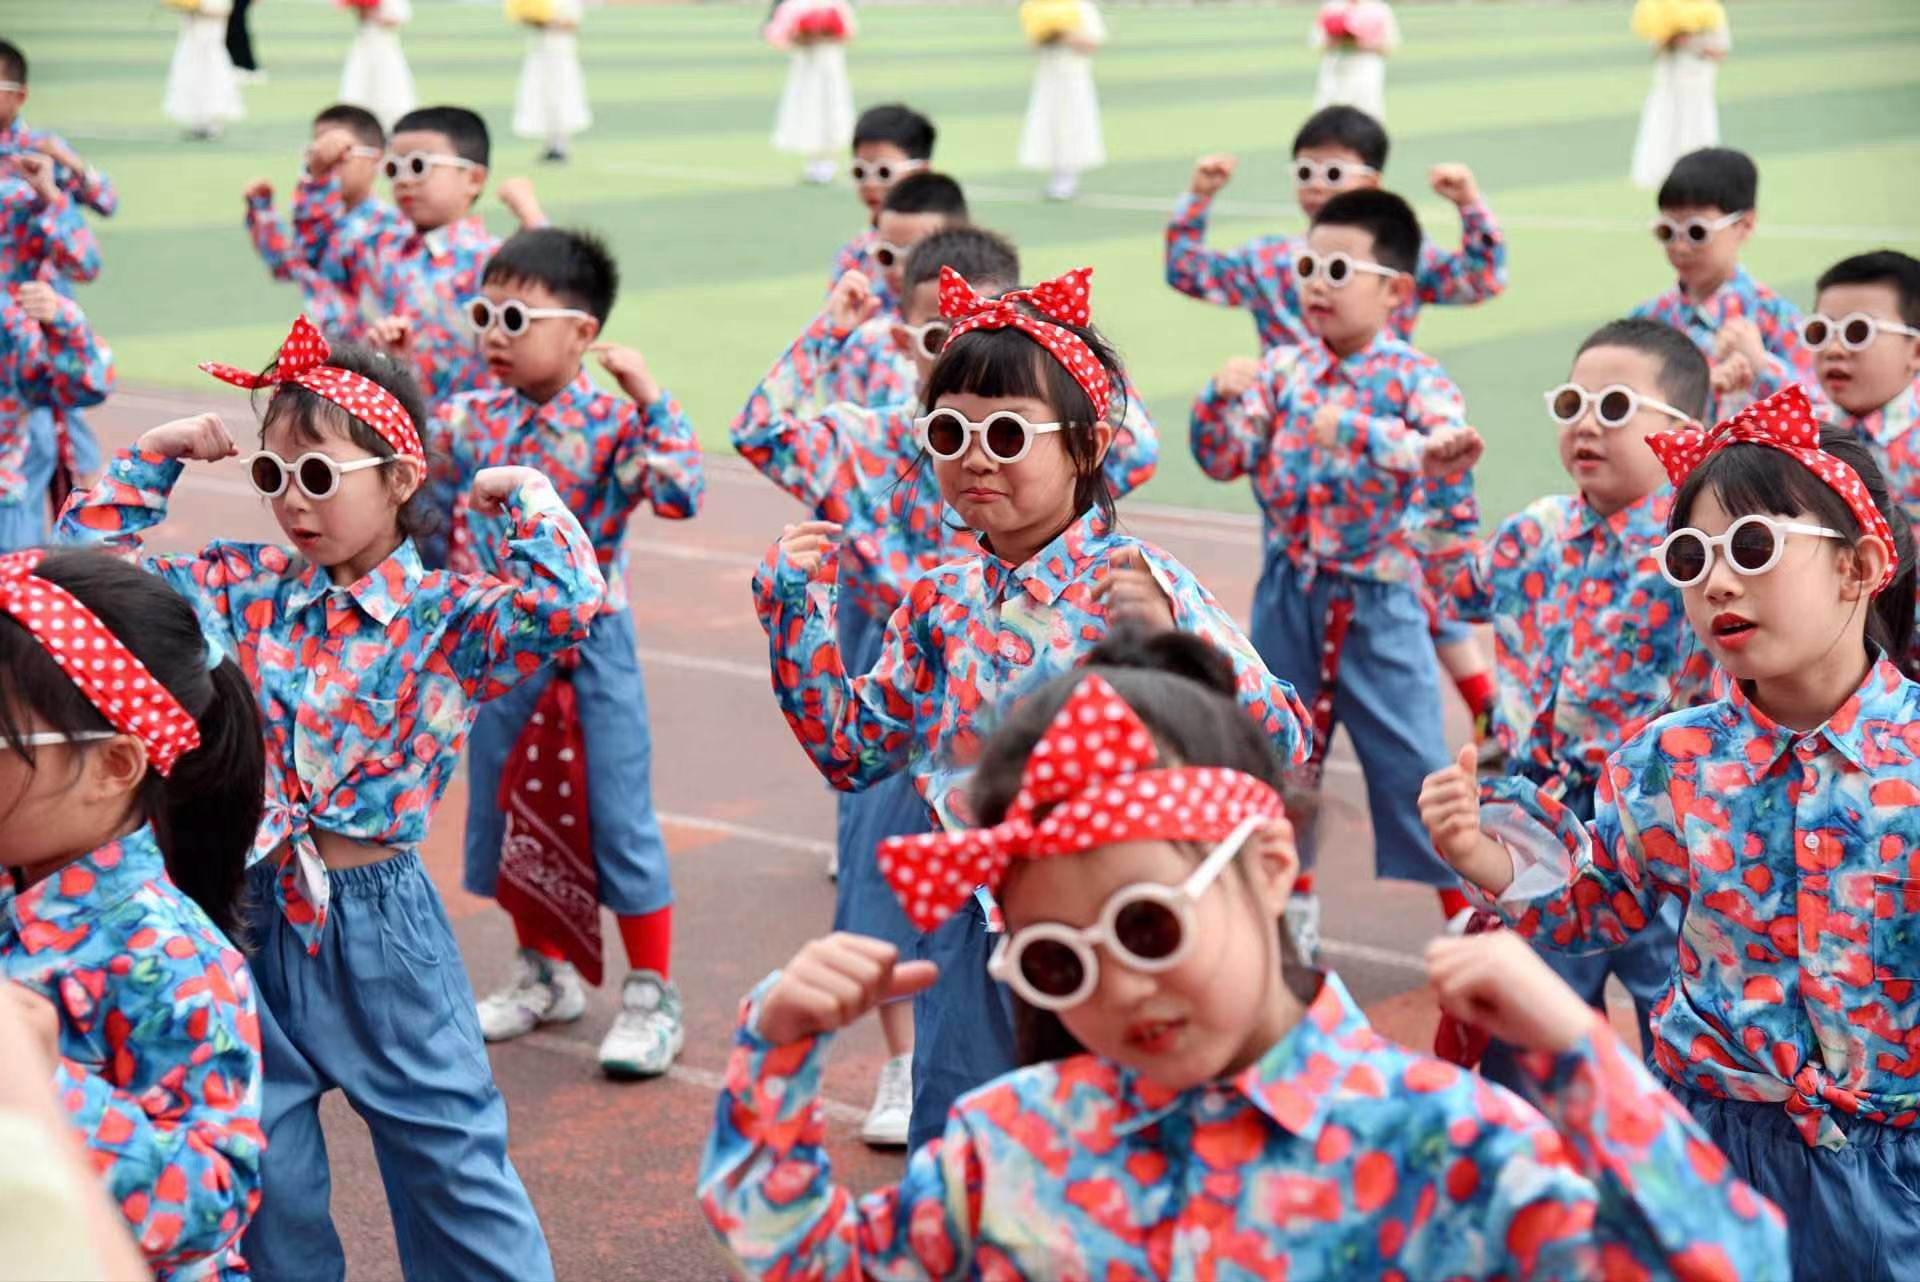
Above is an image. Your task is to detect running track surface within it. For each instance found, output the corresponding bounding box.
[86,385,1632,1278]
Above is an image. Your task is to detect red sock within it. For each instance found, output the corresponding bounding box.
[512,913,564,962]
[617,907,673,979]
[1454,672,1495,721]
[1437,887,1473,921]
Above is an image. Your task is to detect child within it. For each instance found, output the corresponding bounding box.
[1310,0,1399,122]
[57,317,604,1281]
[0,549,268,1282]
[162,0,243,142]
[430,228,705,1078]
[822,171,969,410]
[733,227,1159,1145]
[828,102,936,306]
[339,0,415,133]
[1805,250,1920,659]
[766,0,857,186]
[1423,384,1920,1280]
[1630,147,1808,421]
[1189,188,1483,942]
[511,0,591,163]
[699,634,1790,1279]
[243,103,405,343]
[1017,0,1105,201]
[1440,317,1713,1088]
[0,283,114,553]
[0,156,101,287]
[0,40,118,217]
[1628,0,1730,191]
[1167,106,1507,354]
[754,263,1304,1148]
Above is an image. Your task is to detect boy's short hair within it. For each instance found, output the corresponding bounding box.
[314,103,385,151]
[1657,147,1756,213]
[853,103,936,160]
[483,227,618,323]
[904,226,1020,297]
[1817,250,1920,329]
[0,40,25,85]
[391,106,489,168]
[1577,318,1712,422]
[1310,189,1421,275]
[882,172,968,222]
[1292,105,1388,171]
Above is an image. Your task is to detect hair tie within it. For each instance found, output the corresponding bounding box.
[875,673,1285,932]
[1647,384,1897,594]
[0,551,201,775]
[200,316,424,462]
[938,266,1113,420]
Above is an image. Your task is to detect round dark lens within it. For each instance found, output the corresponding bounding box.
[1686,222,1711,243]
[1664,536,1707,583]
[875,246,897,269]
[983,414,1030,461]
[297,456,338,499]
[1113,898,1183,962]
[249,456,285,495]
[1728,522,1778,571]
[1018,939,1086,999]
[920,324,949,358]
[874,164,895,183]
[1803,319,1831,349]
[1597,389,1634,426]
[1324,165,1344,185]
[1843,318,1875,349]
[1550,388,1585,422]
[500,302,528,335]
[1296,254,1317,279]
[1326,257,1351,284]
[467,299,491,330]
[1654,223,1675,243]
[924,412,966,457]
[382,158,400,180]
[1295,164,1314,184]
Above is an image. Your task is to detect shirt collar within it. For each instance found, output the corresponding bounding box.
[1827,376,1920,447]
[414,215,488,259]
[5,826,167,936]
[518,368,601,428]
[1569,487,1672,545]
[1299,332,1394,382]
[1670,265,1754,317]
[286,538,425,624]
[1722,653,1908,775]
[982,509,1111,607]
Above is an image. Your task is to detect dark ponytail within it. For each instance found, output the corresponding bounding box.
[0,551,265,943]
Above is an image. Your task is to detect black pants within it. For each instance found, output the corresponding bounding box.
[225,0,257,72]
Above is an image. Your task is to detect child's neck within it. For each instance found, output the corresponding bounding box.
[15,816,144,889]
[1578,486,1655,519]
[1218,968,1311,1079]
[1324,326,1382,360]
[980,511,1080,571]
[1682,264,1735,305]
[515,363,584,405]
[329,529,406,587]
[1746,642,1873,732]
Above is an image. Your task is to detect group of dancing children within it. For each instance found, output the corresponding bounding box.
[5,26,1920,1282]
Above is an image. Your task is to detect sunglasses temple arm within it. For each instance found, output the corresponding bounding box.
[1180,816,1265,897]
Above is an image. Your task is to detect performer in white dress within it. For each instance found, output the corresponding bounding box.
[163,0,244,140]
[1310,0,1399,124]
[512,0,592,162]
[1017,0,1106,202]
[340,0,417,133]
[767,0,858,185]
[1629,0,1731,190]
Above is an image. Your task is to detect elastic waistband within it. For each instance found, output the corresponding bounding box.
[249,846,425,897]
[1662,1070,1920,1148]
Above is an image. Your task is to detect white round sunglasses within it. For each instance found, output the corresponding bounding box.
[916,408,1064,465]
[463,296,592,337]
[1656,513,1846,588]
[850,158,925,185]
[1799,312,1920,353]
[245,450,395,501]
[1295,250,1402,288]
[987,816,1267,1012]
[897,320,950,360]
[1293,158,1376,188]
[1651,209,1748,245]
[1544,383,1693,430]
[383,150,477,182]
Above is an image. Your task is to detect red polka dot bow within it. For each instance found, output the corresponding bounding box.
[199,315,425,462]
[876,673,1286,932]
[938,265,1113,423]
[0,551,201,775]
[1647,384,1897,593]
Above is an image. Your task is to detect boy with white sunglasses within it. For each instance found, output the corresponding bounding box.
[1434,316,1714,1090]
[827,103,936,304]
[1630,147,1810,421]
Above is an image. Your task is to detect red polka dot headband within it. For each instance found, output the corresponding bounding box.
[1647,384,1897,594]
[938,266,1113,421]
[200,315,424,462]
[876,673,1286,932]
[0,551,201,776]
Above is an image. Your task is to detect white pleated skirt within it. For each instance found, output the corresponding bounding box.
[515,29,592,141]
[771,42,854,158]
[1312,48,1386,122]
[1018,45,1105,174]
[1630,49,1720,190]
[163,14,244,129]
[340,23,417,132]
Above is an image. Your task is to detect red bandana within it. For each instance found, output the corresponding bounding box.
[0,551,201,775]
[939,266,1113,421]
[876,674,1286,932]
[200,316,425,462]
[1647,384,1897,594]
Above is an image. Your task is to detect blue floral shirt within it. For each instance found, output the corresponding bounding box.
[1631,266,1811,421]
[244,176,409,345]
[0,295,114,509]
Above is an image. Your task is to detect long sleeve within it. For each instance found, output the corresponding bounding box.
[1413,200,1509,309]
[446,479,607,701]
[732,316,896,515]
[11,297,114,411]
[1188,376,1271,482]
[290,176,347,273]
[1105,371,1159,498]
[65,161,118,218]
[699,976,983,1280]
[1746,291,1813,403]
[1445,528,1500,625]
[753,543,926,792]
[244,193,300,283]
[1336,359,1468,473]
[613,391,705,519]
[14,190,100,284]
[1165,193,1277,310]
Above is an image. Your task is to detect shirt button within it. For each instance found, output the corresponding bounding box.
[1803,833,1819,851]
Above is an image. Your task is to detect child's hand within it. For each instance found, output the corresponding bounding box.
[1190,154,1237,198]
[1428,164,1481,207]
[1311,401,1343,448]
[497,177,546,227]
[826,270,883,334]
[243,177,274,204]
[369,313,414,355]
[34,135,84,177]
[777,520,841,576]
[304,129,357,178]
[15,281,63,325]
[1214,355,1262,401]
[1422,425,1484,478]
[756,934,940,1046]
[1418,745,1514,893]
[471,466,549,515]
[9,151,58,203]
[1710,353,1754,398]
[591,343,661,409]
[138,412,239,463]
[1094,546,1176,634]
[1426,931,1597,1055]
[1,984,59,1064]
[1715,317,1766,370]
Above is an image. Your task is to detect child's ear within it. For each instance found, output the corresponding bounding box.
[890,323,913,356]
[1089,419,1115,468]
[577,315,602,347]
[1841,532,1893,603]
[86,735,149,805]
[1245,818,1301,916]
[466,164,489,200]
[1732,210,1757,245]
[1389,272,1416,308]
[389,455,426,506]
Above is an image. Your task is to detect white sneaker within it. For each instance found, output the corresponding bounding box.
[598,969,685,1078]
[476,949,587,1042]
[1045,170,1079,201]
[802,158,837,185]
[860,1054,912,1148]
[1284,891,1321,963]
